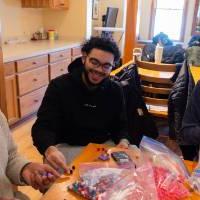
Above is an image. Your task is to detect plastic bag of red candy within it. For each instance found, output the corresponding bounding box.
[140,136,189,178]
[140,136,191,199]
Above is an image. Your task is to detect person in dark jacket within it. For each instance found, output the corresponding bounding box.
[32,37,130,172]
[180,80,200,160]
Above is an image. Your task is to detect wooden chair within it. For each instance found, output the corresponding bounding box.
[136,59,176,118]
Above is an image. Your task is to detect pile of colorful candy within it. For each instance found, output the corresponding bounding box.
[153,166,190,200]
[68,168,129,200]
[68,180,98,200]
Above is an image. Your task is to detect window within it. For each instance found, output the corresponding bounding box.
[151,0,186,41]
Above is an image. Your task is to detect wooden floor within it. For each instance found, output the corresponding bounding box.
[12,117,43,200]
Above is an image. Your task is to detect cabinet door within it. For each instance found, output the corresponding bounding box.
[52,0,68,8]
[5,75,19,124]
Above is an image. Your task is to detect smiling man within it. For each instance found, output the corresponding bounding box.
[32,37,130,171]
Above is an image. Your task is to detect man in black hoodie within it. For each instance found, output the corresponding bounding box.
[32,37,130,172]
[180,80,200,160]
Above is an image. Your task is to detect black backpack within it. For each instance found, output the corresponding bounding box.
[112,64,158,146]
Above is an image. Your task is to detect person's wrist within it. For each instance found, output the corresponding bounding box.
[20,162,32,184]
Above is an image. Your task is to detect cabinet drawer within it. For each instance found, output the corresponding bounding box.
[49,59,70,80]
[49,49,71,63]
[4,62,15,76]
[17,66,49,96]
[19,86,47,118]
[16,55,48,72]
[72,46,82,57]
[53,0,69,8]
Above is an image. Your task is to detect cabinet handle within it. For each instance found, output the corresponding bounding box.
[60,3,65,6]
[59,54,64,57]
[32,62,37,65]
[60,68,64,72]
[34,99,39,103]
[33,78,38,82]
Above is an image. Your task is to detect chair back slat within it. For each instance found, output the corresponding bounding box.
[140,74,173,84]
[136,59,176,72]
[143,96,168,106]
[142,85,171,95]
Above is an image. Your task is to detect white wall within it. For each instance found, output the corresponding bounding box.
[0,0,88,43]
[0,0,43,42]
[43,0,88,40]
[138,0,196,45]
[91,0,126,54]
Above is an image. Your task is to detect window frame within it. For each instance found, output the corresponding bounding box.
[148,0,188,42]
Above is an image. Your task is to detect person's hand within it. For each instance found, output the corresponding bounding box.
[44,146,68,172]
[117,139,130,149]
[21,162,60,190]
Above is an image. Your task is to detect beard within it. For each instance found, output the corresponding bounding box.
[83,64,107,87]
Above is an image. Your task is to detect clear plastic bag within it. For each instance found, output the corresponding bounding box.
[189,150,200,194]
[101,162,158,200]
[68,163,132,200]
[140,136,189,178]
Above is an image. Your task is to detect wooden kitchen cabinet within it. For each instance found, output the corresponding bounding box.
[5,75,19,124]
[21,0,69,9]
[52,0,68,8]
[49,59,70,80]
[17,65,49,96]
[1,45,81,125]
[71,46,82,61]
[4,62,19,124]
[19,86,47,118]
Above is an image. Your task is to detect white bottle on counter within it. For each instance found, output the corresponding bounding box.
[154,43,163,64]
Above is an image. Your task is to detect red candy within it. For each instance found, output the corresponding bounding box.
[153,166,190,200]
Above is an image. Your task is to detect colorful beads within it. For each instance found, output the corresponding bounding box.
[68,173,117,199]
[68,180,97,200]
[98,152,110,161]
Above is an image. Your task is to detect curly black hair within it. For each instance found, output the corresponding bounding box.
[81,37,121,63]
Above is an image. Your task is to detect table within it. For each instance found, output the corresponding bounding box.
[41,143,199,200]
[190,66,200,84]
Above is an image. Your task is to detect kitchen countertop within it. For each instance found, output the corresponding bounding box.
[2,39,83,63]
